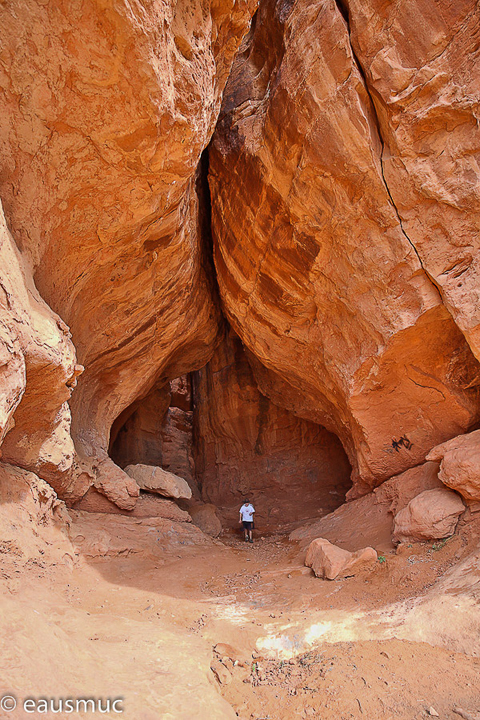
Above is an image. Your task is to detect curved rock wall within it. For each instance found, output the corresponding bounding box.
[0,0,479,510]
[209,0,480,494]
[0,0,256,503]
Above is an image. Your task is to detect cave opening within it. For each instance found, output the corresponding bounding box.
[109,331,352,535]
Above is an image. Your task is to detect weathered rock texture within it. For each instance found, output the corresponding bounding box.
[428,430,480,502]
[73,486,191,522]
[0,204,78,489]
[0,462,74,568]
[0,0,257,503]
[69,510,213,560]
[392,488,465,543]
[194,331,352,527]
[210,0,480,495]
[291,460,446,551]
[343,0,480,355]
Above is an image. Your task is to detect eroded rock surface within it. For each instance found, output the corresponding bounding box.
[210,0,480,495]
[344,0,480,355]
[0,205,78,490]
[111,376,197,490]
[125,463,192,500]
[0,0,257,503]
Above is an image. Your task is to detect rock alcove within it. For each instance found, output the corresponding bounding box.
[108,329,353,533]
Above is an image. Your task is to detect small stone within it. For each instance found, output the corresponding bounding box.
[210,659,232,685]
[427,707,439,717]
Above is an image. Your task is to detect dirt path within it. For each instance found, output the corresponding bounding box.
[1,524,480,719]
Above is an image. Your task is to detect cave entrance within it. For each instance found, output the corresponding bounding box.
[109,334,352,534]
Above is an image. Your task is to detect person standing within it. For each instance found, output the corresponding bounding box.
[239,499,255,543]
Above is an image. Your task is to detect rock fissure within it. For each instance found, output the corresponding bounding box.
[333,0,431,278]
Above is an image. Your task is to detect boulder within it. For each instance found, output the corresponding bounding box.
[189,503,222,538]
[124,464,192,500]
[392,488,465,544]
[73,487,191,522]
[210,659,232,686]
[305,538,377,580]
[427,430,480,502]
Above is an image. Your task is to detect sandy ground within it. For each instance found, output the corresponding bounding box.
[1,513,480,720]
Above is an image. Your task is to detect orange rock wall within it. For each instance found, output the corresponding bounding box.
[0,0,257,503]
[1,0,479,510]
[194,331,352,527]
[210,0,480,494]
[344,0,480,353]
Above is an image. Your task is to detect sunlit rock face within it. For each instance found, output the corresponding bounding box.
[193,331,352,527]
[0,0,257,503]
[343,0,480,355]
[0,204,78,492]
[209,0,480,495]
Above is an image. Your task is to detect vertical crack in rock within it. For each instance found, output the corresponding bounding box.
[333,0,438,287]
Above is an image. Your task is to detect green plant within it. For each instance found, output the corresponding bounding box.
[378,555,386,564]
[432,537,450,551]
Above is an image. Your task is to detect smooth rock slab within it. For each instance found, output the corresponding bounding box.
[124,464,192,500]
[392,488,465,544]
[305,538,377,580]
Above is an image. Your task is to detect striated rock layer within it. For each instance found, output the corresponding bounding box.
[0,0,257,504]
[210,0,480,495]
[194,331,352,527]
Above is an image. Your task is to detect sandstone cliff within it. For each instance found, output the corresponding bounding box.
[0,0,480,509]
[210,0,480,494]
[0,0,256,504]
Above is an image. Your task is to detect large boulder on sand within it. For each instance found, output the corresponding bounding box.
[427,430,480,502]
[188,503,222,537]
[392,488,465,544]
[305,538,377,580]
[124,464,192,500]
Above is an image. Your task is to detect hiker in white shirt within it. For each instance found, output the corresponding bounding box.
[239,499,255,543]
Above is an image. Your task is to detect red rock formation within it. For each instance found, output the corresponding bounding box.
[194,331,352,528]
[343,0,480,355]
[0,204,79,489]
[0,0,257,504]
[209,0,480,495]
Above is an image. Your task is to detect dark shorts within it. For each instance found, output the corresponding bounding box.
[242,521,253,530]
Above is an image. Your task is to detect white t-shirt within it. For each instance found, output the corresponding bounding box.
[240,503,255,522]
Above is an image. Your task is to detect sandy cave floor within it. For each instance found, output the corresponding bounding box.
[1,520,480,720]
